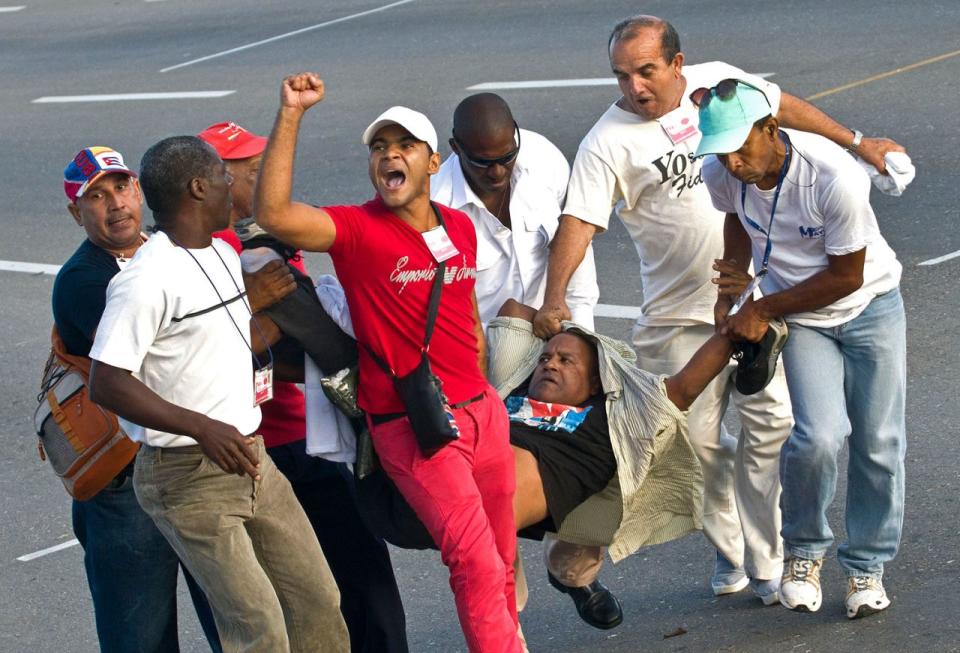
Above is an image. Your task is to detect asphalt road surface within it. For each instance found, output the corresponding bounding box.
[2,1,958,651]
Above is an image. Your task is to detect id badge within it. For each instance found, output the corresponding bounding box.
[253,364,274,407]
[658,106,699,145]
[422,225,460,263]
[728,274,765,316]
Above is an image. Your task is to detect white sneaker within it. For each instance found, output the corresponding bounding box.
[750,577,781,606]
[779,557,822,612]
[846,576,890,619]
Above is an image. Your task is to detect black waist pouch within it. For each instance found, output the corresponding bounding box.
[392,352,459,456]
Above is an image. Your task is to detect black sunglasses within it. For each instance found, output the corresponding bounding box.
[453,122,521,169]
[689,78,772,110]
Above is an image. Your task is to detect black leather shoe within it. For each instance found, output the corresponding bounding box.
[733,317,789,395]
[548,572,623,630]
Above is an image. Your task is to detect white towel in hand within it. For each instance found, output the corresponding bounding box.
[858,151,915,197]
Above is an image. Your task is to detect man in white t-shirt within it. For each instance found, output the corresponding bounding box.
[531,14,906,604]
[431,93,599,328]
[88,135,348,652]
[696,80,906,620]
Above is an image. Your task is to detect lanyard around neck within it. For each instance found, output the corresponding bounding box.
[167,234,274,370]
[739,131,792,276]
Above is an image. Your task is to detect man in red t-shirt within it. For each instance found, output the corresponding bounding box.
[256,73,522,653]
[200,121,409,653]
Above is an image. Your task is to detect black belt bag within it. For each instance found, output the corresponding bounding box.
[364,203,459,457]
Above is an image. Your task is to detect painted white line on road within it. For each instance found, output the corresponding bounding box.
[918,250,960,267]
[32,91,235,103]
[0,260,646,316]
[467,73,774,91]
[0,260,61,275]
[17,539,80,562]
[160,0,417,73]
[595,303,641,320]
[0,6,26,12]
[469,78,618,90]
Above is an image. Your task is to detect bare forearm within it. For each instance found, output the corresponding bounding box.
[664,333,734,411]
[89,362,209,439]
[543,215,597,305]
[754,267,863,320]
[778,92,855,149]
[250,314,282,356]
[722,213,752,272]
[256,107,304,236]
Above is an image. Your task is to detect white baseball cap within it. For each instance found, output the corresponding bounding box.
[361,106,438,153]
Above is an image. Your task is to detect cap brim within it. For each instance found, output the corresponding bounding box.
[220,135,268,160]
[76,167,137,199]
[361,119,396,146]
[695,124,753,158]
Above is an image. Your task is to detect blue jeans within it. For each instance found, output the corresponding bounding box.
[779,288,906,578]
[73,465,222,653]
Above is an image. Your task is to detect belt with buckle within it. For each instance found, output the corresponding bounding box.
[369,392,485,426]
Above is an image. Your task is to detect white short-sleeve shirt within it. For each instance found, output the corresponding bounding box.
[432,128,599,327]
[563,61,781,327]
[90,231,262,447]
[702,128,902,327]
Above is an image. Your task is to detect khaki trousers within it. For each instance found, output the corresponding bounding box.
[134,437,349,653]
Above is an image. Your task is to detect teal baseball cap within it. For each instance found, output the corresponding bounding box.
[694,80,773,157]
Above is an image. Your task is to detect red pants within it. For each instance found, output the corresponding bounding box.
[369,385,521,653]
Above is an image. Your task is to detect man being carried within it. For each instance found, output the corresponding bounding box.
[88,136,349,652]
[695,80,906,619]
[430,93,619,628]
[532,14,904,604]
[255,73,522,653]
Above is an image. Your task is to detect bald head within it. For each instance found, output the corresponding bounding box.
[452,93,515,144]
[608,14,681,63]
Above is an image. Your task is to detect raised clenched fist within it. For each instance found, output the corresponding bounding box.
[281,72,325,112]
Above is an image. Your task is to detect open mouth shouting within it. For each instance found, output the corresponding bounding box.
[380,167,408,194]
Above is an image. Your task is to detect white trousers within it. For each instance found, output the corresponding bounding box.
[631,323,792,580]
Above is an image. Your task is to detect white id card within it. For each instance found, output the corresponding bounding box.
[422,225,459,262]
[728,275,765,316]
[658,106,699,145]
[253,364,274,406]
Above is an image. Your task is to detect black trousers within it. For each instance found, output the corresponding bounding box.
[268,439,409,653]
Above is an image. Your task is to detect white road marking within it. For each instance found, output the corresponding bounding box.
[467,73,774,91]
[1,258,648,316]
[17,539,80,562]
[918,250,960,266]
[0,260,61,275]
[32,90,235,103]
[594,303,641,319]
[0,6,26,12]
[160,0,418,73]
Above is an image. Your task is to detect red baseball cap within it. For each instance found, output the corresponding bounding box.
[197,122,267,160]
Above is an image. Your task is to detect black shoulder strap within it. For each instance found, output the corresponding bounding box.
[363,202,447,378]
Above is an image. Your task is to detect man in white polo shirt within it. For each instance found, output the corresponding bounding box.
[431,93,598,327]
[696,80,906,620]
[88,135,348,652]
[532,14,905,604]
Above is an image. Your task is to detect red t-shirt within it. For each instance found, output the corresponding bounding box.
[325,197,486,415]
[214,230,306,448]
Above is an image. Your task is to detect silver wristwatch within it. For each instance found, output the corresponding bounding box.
[848,129,863,152]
